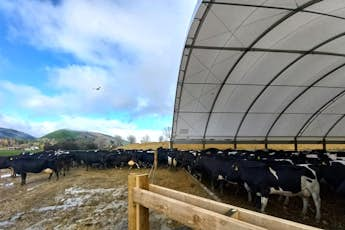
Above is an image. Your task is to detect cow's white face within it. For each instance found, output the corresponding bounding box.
[128,160,135,166]
[42,168,53,174]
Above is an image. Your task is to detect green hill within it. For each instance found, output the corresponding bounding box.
[42,129,81,140]
[41,129,128,150]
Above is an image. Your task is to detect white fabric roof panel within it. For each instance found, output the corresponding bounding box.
[172,0,345,144]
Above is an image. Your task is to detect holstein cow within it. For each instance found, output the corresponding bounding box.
[194,155,238,194]
[232,160,321,221]
[9,157,59,185]
[319,161,345,197]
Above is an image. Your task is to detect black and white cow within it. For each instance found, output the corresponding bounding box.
[232,160,321,221]
[319,161,345,198]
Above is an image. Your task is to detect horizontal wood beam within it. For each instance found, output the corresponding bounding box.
[149,184,227,214]
[148,184,320,230]
[133,187,265,230]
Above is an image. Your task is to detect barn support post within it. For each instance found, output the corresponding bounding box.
[294,138,298,151]
[169,140,173,150]
[202,140,206,150]
[128,173,149,230]
[234,140,237,150]
[264,140,268,150]
[322,138,326,151]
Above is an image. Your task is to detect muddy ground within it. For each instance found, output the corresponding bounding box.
[0,167,210,230]
[0,167,344,229]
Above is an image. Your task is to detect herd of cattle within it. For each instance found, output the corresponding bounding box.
[1,148,345,222]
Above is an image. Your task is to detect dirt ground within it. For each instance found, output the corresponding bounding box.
[0,167,210,230]
[0,167,344,230]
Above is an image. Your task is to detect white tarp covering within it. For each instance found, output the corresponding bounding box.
[172,0,345,144]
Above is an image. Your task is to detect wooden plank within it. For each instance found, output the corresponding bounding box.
[128,173,136,230]
[183,168,221,202]
[133,187,267,230]
[149,184,320,230]
[149,184,235,216]
[154,150,158,169]
[136,174,149,230]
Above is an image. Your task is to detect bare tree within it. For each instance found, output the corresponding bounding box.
[163,126,172,141]
[113,135,124,147]
[158,135,164,142]
[141,134,150,143]
[127,135,136,144]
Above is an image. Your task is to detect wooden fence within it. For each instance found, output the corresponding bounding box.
[128,173,321,230]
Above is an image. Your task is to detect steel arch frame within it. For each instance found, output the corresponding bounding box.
[201,0,321,146]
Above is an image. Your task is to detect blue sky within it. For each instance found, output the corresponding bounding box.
[0,0,198,141]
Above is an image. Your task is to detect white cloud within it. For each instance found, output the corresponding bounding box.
[0,0,197,136]
[0,0,197,117]
[0,114,163,142]
[1,0,196,67]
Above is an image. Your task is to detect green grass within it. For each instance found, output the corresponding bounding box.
[0,149,23,156]
[42,129,81,140]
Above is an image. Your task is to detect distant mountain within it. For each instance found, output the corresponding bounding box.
[0,127,35,140]
[41,129,128,149]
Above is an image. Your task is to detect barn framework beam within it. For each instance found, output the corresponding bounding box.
[295,90,345,139]
[323,114,345,140]
[201,1,345,21]
[178,111,345,115]
[185,45,345,58]
[234,31,345,143]
[265,60,345,141]
[178,82,345,89]
[172,1,345,146]
[172,139,345,145]
[171,1,214,141]
[202,0,321,143]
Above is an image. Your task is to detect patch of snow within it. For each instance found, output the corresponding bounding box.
[0,174,11,179]
[34,186,126,213]
[64,187,117,195]
[0,220,12,228]
[4,182,13,187]
[0,212,24,228]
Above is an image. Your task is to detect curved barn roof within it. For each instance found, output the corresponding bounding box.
[172,0,345,145]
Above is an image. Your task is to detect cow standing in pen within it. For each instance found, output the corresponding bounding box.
[231,160,321,221]
[9,156,59,185]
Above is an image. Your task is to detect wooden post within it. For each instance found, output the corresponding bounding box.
[294,138,298,151]
[136,174,149,230]
[128,174,150,230]
[154,150,158,169]
[128,173,137,230]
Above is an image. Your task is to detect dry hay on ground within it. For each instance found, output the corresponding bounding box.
[121,142,345,151]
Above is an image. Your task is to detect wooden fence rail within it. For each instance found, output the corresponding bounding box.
[128,173,321,230]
